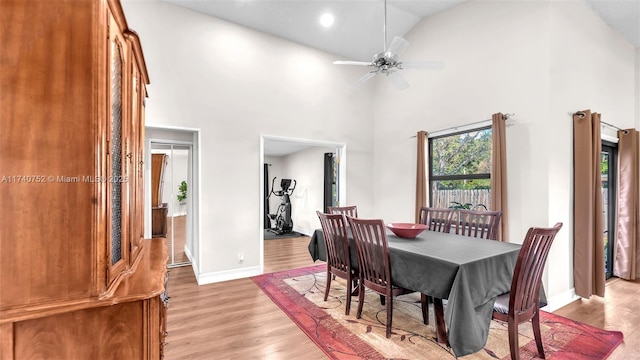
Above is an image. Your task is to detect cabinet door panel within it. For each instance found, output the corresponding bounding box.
[14,301,145,359]
[107,10,130,282]
[0,0,95,309]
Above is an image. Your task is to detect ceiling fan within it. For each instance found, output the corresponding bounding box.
[333,0,444,90]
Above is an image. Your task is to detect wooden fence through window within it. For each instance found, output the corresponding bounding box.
[432,189,491,210]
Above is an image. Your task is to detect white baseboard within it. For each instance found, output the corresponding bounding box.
[542,287,580,312]
[196,266,262,285]
[293,226,314,237]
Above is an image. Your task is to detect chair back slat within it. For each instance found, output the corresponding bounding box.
[347,216,390,294]
[328,205,358,218]
[418,207,454,233]
[317,211,351,274]
[455,210,502,240]
[509,223,562,315]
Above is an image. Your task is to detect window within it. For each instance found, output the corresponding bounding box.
[429,127,492,210]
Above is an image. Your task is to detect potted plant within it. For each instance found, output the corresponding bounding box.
[177,180,187,203]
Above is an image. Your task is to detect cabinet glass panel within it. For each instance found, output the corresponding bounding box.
[110,40,123,265]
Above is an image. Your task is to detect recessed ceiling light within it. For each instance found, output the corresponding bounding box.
[319,13,334,28]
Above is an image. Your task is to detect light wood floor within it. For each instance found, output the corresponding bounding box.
[164,236,326,359]
[554,277,640,359]
[164,236,640,359]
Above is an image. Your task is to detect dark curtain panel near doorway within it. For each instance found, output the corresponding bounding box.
[324,153,335,213]
[573,110,605,298]
[264,163,270,229]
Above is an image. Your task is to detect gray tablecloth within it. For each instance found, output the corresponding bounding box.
[308,229,521,357]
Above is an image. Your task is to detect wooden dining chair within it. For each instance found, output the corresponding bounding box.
[328,205,358,218]
[418,207,454,233]
[454,209,502,240]
[346,216,428,338]
[492,222,563,360]
[316,211,357,315]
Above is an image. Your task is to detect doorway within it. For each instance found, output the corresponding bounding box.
[151,143,192,267]
[601,141,617,279]
[147,126,199,269]
[260,135,346,272]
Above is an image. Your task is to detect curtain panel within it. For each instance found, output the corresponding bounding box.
[573,110,605,298]
[415,131,429,223]
[490,113,508,242]
[264,163,270,229]
[614,129,640,280]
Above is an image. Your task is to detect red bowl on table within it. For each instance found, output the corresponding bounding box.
[386,223,428,239]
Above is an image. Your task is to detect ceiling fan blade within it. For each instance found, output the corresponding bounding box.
[351,71,377,87]
[333,60,373,66]
[387,36,409,56]
[399,61,445,70]
[387,71,409,90]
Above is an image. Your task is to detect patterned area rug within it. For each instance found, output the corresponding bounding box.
[252,265,624,359]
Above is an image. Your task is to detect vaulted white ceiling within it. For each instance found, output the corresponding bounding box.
[164,0,640,63]
[159,0,639,156]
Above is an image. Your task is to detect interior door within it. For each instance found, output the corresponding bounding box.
[602,141,617,279]
[151,143,193,267]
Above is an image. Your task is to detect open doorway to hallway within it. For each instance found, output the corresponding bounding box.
[260,135,346,273]
[147,126,200,269]
[151,143,192,267]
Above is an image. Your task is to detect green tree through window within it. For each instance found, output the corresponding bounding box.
[429,127,492,209]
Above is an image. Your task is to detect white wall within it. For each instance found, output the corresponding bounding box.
[372,0,551,230]
[372,0,637,310]
[283,147,335,235]
[122,1,375,282]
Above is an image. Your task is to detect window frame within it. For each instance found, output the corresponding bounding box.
[428,125,492,207]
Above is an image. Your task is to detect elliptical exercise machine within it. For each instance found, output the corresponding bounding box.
[266,177,296,235]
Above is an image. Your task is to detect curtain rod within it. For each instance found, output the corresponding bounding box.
[410,113,514,138]
[573,111,625,132]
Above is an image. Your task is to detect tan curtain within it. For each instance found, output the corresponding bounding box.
[573,110,605,298]
[415,131,429,223]
[613,129,640,280]
[490,113,508,242]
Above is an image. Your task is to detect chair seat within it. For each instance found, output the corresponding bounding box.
[494,292,510,314]
[494,291,547,315]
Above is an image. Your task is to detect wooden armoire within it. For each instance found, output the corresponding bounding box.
[0,0,168,358]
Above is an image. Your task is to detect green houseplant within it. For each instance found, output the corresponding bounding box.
[177,180,187,203]
[448,201,487,211]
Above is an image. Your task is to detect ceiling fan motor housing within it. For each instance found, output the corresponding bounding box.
[373,51,400,73]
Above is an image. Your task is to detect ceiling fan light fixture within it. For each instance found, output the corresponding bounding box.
[332,0,443,90]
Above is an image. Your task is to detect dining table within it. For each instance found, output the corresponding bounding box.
[308,228,522,357]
